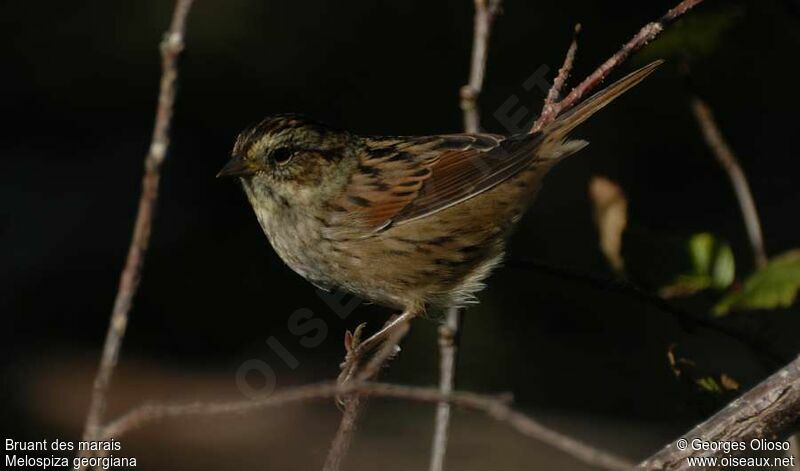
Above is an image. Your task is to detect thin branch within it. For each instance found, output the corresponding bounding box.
[531,0,706,132]
[431,1,504,466]
[638,355,800,470]
[532,23,582,133]
[460,0,503,133]
[322,323,410,471]
[691,97,768,269]
[322,397,362,471]
[429,307,462,471]
[81,0,195,444]
[101,380,633,471]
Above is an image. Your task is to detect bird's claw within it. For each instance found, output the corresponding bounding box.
[337,323,368,407]
[343,323,367,359]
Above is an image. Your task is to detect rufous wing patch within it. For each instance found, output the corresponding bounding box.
[335,132,543,230]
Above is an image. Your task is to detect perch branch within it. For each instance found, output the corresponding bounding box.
[322,396,362,471]
[691,97,768,268]
[531,0,706,132]
[81,0,195,443]
[638,355,800,470]
[101,380,633,471]
[322,323,410,471]
[460,0,503,133]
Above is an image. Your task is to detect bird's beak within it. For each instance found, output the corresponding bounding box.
[217,155,254,178]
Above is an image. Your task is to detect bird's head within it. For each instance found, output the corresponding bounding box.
[218,114,357,204]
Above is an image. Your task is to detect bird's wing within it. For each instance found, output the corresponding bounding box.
[334,132,544,231]
[333,60,663,231]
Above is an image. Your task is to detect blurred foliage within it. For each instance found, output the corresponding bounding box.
[620,226,734,295]
[591,170,796,406]
[695,374,739,394]
[591,176,798,317]
[667,344,739,398]
[660,233,735,298]
[714,250,800,315]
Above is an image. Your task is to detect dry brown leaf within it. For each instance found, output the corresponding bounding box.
[720,373,740,391]
[589,176,628,273]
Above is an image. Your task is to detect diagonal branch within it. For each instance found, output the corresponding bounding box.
[691,97,768,269]
[322,323,410,471]
[531,0,706,133]
[81,0,195,444]
[638,355,800,470]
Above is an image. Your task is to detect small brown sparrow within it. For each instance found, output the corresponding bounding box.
[218,61,660,377]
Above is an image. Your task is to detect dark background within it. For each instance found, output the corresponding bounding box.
[2,0,800,469]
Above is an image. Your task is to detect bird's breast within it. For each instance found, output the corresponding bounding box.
[242,179,336,289]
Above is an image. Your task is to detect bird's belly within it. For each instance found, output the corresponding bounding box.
[328,193,519,310]
[246,163,546,311]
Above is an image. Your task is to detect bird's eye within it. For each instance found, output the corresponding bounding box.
[271,147,294,165]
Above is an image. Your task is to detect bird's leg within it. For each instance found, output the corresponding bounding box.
[338,309,418,386]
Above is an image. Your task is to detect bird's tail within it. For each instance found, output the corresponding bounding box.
[539,60,663,158]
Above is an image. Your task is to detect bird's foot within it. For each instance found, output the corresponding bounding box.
[337,322,368,388]
[336,311,413,400]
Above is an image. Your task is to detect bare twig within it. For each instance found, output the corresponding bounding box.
[691,97,768,268]
[531,0,706,132]
[430,2,504,467]
[429,307,462,471]
[322,323,410,471]
[101,380,633,471]
[81,0,195,444]
[638,355,800,470]
[532,24,581,133]
[460,0,503,133]
[322,397,362,471]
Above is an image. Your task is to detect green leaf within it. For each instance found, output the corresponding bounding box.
[689,233,715,274]
[710,242,735,289]
[714,250,800,315]
[695,375,739,395]
[696,376,722,394]
[660,233,735,298]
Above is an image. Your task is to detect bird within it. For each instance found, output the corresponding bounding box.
[218,61,661,380]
